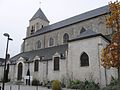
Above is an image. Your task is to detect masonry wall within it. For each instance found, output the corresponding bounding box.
[68,36,117,87]
[23,14,112,52]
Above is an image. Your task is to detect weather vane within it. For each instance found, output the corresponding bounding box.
[39,1,42,8]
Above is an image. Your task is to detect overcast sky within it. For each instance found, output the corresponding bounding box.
[0,0,116,58]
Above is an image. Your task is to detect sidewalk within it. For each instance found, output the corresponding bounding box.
[5,85,51,90]
[4,84,75,90]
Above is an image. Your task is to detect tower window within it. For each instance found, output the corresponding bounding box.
[31,25,35,35]
[31,30,35,35]
[80,52,89,67]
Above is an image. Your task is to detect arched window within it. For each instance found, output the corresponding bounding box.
[31,25,35,35]
[80,52,89,67]
[36,40,41,49]
[34,60,39,72]
[63,33,69,43]
[17,62,23,80]
[49,37,54,46]
[80,27,86,34]
[54,57,59,71]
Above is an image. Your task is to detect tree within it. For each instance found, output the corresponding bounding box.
[106,0,120,32]
[101,0,120,89]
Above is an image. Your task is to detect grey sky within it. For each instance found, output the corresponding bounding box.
[0,0,116,58]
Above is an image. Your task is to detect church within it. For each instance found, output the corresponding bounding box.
[0,5,117,87]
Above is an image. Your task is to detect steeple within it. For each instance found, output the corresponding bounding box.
[27,8,49,37]
[30,8,49,22]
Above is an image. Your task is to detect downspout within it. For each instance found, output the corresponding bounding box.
[105,68,107,86]
[66,50,69,87]
[46,60,48,79]
[97,43,102,87]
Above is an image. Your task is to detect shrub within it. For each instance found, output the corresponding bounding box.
[61,77,66,88]
[32,79,40,86]
[52,80,61,90]
[61,82,65,88]
[102,76,118,90]
[68,79,99,90]
[109,76,118,86]
[68,80,83,89]
[84,80,99,90]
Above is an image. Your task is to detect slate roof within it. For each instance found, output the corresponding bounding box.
[10,44,68,63]
[69,30,111,43]
[24,5,109,40]
[79,29,97,38]
[30,8,49,22]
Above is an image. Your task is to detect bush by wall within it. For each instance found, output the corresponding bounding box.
[32,79,40,86]
[52,80,61,90]
[102,76,118,90]
[68,79,99,90]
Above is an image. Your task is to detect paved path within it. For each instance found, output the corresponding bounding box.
[2,84,74,90]
[4,85,51,90]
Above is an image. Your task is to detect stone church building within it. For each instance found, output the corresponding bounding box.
[0,5,117,87]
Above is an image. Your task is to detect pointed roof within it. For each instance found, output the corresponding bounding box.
[30,8,49,22]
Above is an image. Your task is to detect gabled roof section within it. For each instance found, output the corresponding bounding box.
[9,44,68,63]
[69,30,111,43]
[79,29,97,38]
[30,8,49,22]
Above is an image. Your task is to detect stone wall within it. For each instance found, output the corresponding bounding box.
[68,36,116,87]
[23,14,112,52]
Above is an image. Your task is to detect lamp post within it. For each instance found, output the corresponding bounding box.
[2,33,13,90]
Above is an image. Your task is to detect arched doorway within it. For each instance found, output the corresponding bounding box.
[17,62,23,80]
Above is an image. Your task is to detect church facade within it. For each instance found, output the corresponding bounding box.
[0,5,117,87]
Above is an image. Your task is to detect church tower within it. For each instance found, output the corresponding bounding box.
[26,8,49,37]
